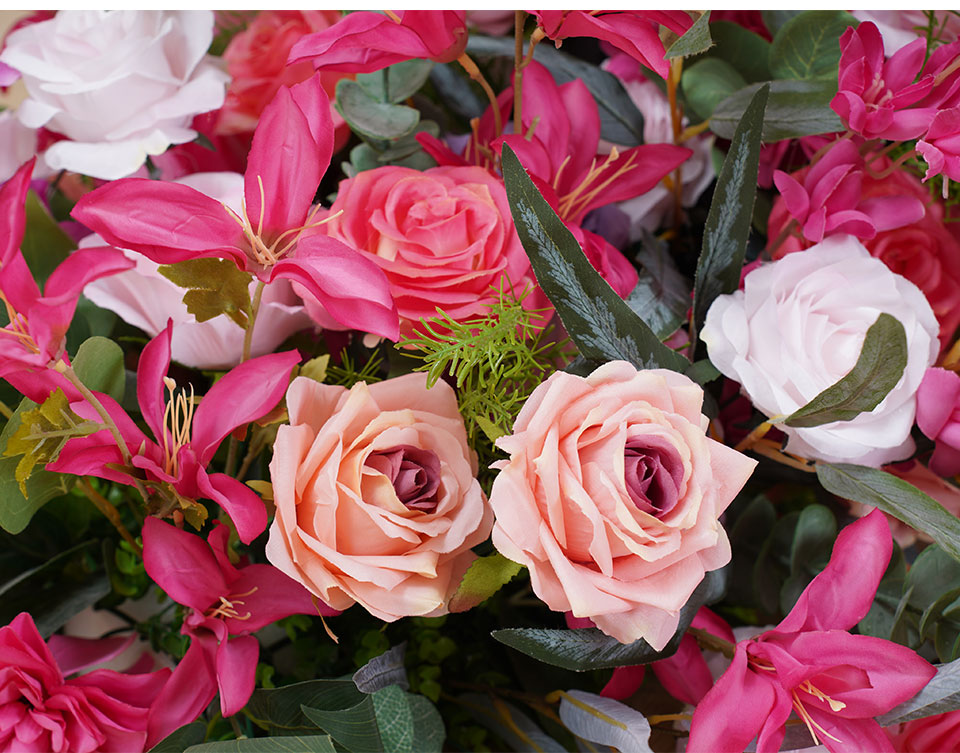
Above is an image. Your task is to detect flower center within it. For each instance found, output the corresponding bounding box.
[365,445,442,512]
[555,146,639,220]
[752,658,846,746]
[0,291,39,354]
[161,376,195,476]
[205,586,258,621]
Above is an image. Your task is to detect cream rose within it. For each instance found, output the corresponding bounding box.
[0,11,228,180]
[266,374,493,620]
[488,361,756,649]
[702,235,939,466]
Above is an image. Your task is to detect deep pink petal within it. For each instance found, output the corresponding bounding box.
[930,442,960,477]
[47,435,134,485]
[196,472,268,544]
[858,195,925,232]
[142,517,226,611]
[599,666,645,700]
[0,249,41,319]
[71,179,249,268]
[415,132,470,167]
[773,170,811,220]
[215,635,259,717]
[206,521,242,582]
[271,235,399,341]
[518,62,571,172]
[42,247,134,303]
[145,637,217,749]
[136,323,174,451]
[47,633,135,677]
[222,564,330,634]
[917,367,960,441]
[191,350,300,464]
[777,509,891,634]
[806,709,893,753]
[244,75,329,242]
[71,665,170,707]
[652,634,715,705]
[0,159,34,267]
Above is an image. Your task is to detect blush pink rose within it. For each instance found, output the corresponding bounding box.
[488,361,757,648]
[266,373,493,621]
[0,612,172,752]
[314,165,544,336]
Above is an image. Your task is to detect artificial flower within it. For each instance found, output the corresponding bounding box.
[702,235,939,466]
[267,373,492,621]
[488,361,756,648]
[887,709,960,752]
[917,107,960,183]
[916,367,960,476]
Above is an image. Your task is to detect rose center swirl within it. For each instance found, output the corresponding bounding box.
[623,436,684,517]
[365,445,441,513]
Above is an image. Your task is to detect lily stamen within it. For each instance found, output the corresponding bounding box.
[205,586,258,621]
[791,689,843,745]
[161,376,195,476]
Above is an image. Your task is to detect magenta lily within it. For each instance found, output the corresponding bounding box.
[0,158,133,403]
[287,10,467,72]
[71,72,399,341]
[688,509,936,753]
[49,321,299,543]
[142,518,336,737]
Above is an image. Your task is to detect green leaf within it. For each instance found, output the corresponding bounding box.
[781,504,836,613]
[158,258,253,327]
[906,545,960,613]
[501,144,688,373]
[65,296,118,354]
[299,355,330,385]
[704,21,771,83]
[816,464,960,563]
[73,335,126,402]
[557,690,653,752]
[685,359,721,386]
[372,686,414,753]
[458,693,565,752]
[448,552,524,613]
[301,698,384,753]
[691,84,768,338]
[781,314,907,428]
[624,232,692,340]
[353,642,409,694]
[246,679,366,735]
[21,190,75,286]
[186,737,336,753]
[407,695,444,753]
[682,57,748,121]
[859,543,906,640]
[878,658,960,725]
[665,11,713,59]
[711,79,843,141]
[336,79,420,141]
[491,568,726,671]
[148,722,207,752]
[753,511,799,614]
[770,10,858,81]
[0,540,109,637]
[357,59,434,103]
[761,10,802,37]
[467,36,645,146]
[728,495,777,606]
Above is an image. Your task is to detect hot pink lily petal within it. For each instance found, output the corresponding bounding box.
[804,707,894,753]
[42,247,135,304]
[0,158,34,266]
[142,517,229,611]
[137,322,175,449]
[46,633,135,677]
[226,565,337,633]
[244,73,331,243]
[270,235,399,341]
[196,472,269,545]
[145,637,217,748]
[0,249,41,320]
[190,349,300,465]
[71,179,249,268]
[215,634,260,717]
[777,508,891,634]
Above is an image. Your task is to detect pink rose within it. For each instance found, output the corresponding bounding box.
[315,165,543,336]
[266,373,493,620]
[218,10,350,151]
[488,361,756,648]
[917,367,960,476]
[0,612,171,752]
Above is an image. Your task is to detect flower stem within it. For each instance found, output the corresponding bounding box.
[688,626,736,659]
[78,477,141,555]
[513,11,525,135]
[227,279,266,478]
[666,57,685,230]
[59,362,130,461]
[458,53,502,139]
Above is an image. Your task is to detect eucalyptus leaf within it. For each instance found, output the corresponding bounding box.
[879,658,960,725]
[711,79,843,141]
[353,642,409,694]
[492,568,726,671]
[148,722,207,752]
[357,59,434,103]
[407,695,444,753]
[301,698,384,753]
[624,232,692,340]
[905,545,960,614]
[428,63,486,121]
[186,737,336,753]
[859,543,906,640]
[692,84,768,338]
[702,21,771,83]
[761,10,802,37]
[770,10,858,81]
[73,336,126,402]
[665,11,713,59]
[372,686,414,753]
[501,144,688,373]
[557,690,654,753]
[336,79,420,141]
[817,464,960,562]
[246,679,366,735]
[682,57,748,121]
[448,551,524,613]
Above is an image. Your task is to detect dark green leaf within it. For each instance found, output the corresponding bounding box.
[467,36,645,146]
[0,540,108,637]
[682,57,748,121]
[246,680,365,735]
[187,737,336,753]
[817,465,960,563]
[770,10,858,81]
[685,360,721,386]
[65,296,118,354]
[761,10,802,37]
[357,59,434,103]
[781,505,836,614]
[457,693,566,752]
[711,79,843,141]
[148,722,207,752]
[501,144,688,372]
[336,79,419,141]
[920,589,960,643]
[428,64,486,121]
[728,495,777,606]
[21,190,75,286]
[491,568,726,670]
[906,545,960,612]
[665,11,713,59]
[879,658,960,725]
[624,232,692,340]
[703,21,771,83]
[73,335,126,402]
[407,695,444,753]
[692,84,768,338]
[372,686,414,753]
[448,552,524,613]
[754,512,799,615]
[353,642,409,694]
[301,698,384,753]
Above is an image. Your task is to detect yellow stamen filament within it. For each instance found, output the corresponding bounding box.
[751,659,845,746]
[558,147,638,220]
[0,290,39,354]
[161,376,196,477]
[791,689,843,746]
[206,587,258,621]
[383,9,402,23]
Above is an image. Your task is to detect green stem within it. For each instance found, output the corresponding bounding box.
[513,11,525,135]
[688,626,736,659]
[226,280,266,478]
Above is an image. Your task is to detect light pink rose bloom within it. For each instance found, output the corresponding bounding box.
[82,171,312,370]
[488,361,756,648]
[703,235,939,466]
[0,11,228,180]
[0,111,45,183]
[267,373,493,621]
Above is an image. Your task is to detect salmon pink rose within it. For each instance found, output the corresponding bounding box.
[266,373,493,621]
[488,361,757,648]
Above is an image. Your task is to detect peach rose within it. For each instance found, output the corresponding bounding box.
[266,373,493,620]
[313,165,544,336]
[488,361,757,648]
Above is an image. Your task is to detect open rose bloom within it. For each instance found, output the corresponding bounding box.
[2,9,959,751]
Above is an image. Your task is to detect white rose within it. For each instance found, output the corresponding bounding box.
[82,172,312,370]
[701,235,939,467]
[0,11,228,180]
[0,111,46,183]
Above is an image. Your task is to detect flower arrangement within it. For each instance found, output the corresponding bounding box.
[1,9,960,753]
